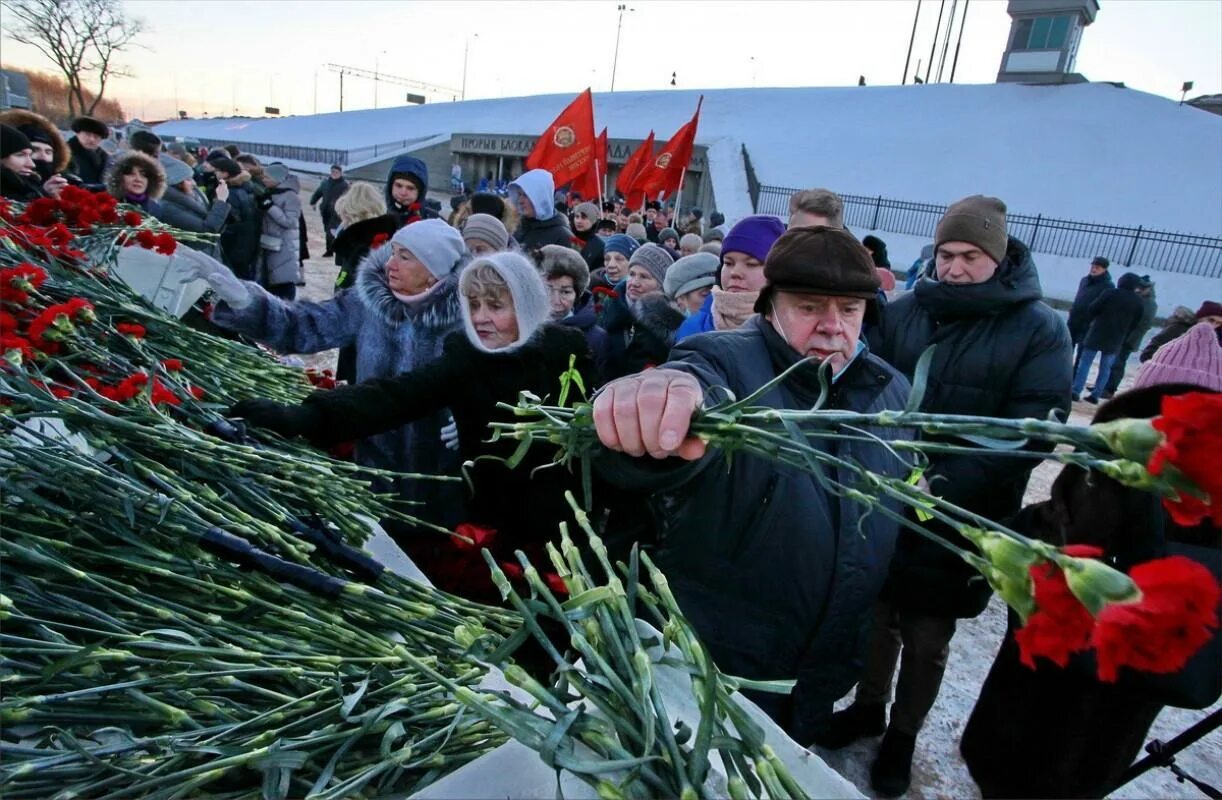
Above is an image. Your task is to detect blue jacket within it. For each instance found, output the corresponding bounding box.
[212,245,466,529]
[385,155,438,227]
[596,316,912,742]
[674,291,715,341]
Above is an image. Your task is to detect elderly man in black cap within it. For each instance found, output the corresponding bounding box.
[66,115,111,190]
[821,195,1071,797]
[592,226,913,749]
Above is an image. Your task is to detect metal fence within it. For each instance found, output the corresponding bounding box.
[193,137,433,170]
[756,186,1222,279]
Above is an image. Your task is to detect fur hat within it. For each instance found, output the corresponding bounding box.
[604,234,639,259]
[628,243,674,287]
[461,213,510,252]
[1132,322,1222,392]
[70,116,110,139]
[459,251,551,354]
[0,109,69,171]
[159,154,193,187]
[664,252,719,299]
[1,123,31,159]
[105,150,166,201]
[935,195,1008,265]
[723,215,786,263]
[626,222,648,243]
[539,243,590,295]
[390,218,466,279]
[755,226,880,316]
[263,162,291,184]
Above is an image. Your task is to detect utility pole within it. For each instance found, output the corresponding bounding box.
[925,0,945,83]
[949,0,970,83]
[935,0,958,83]
[611,4,633,92]
[902,0,921,84]
[462,34,478,100]
[339,69,344,112]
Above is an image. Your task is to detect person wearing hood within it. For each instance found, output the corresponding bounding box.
[385,155,436,227]
[599,243,683,379]
[538,243,610,381]
[0,110,70,199]
[591,225,913,748]
[960,320,1222,799]
[1,123,46,202]
[105,150,165,215]
[1141,301,1222,361]
[1067,256,1115,353]
[255,163,303,300]
[152,154,230,257]
[826,196,1072,797]
[66,115,111,191]
[1072,271,1147,403]
[227,250,595,601]
[570,201,606,273]
[209,155,261,280]
[179,219,468,536]
[675,215,787,342]
[508,168,573,250]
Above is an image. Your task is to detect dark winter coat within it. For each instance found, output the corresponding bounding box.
[573,226,605,273]
[600,283,685,379]
[560,292,611,384]
[1140,306,1198,362]
[153,185,229,257]
[0,166,45,202]
[1123,288,1159,351]
[293,324,594,563]
[331,215,400,384]
[960,384,1220,800]
[211,245,466,530]
[871,237,1073,618]
[596,316,913,743]
[1067,271,1115,343]
[385,155,437,227]
[1082,274,1146,354]
[310,175,349,225]
[517,212,574,250]
[218,173,262,280]
[66,136,109,190]
[260,174,302,287]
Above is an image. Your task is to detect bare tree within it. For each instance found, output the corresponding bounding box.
[2,0,143,118]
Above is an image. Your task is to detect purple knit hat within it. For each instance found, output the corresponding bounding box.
[722,215,787,263]
[1132,322,1222,392]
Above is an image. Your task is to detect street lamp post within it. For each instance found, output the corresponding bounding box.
[374,50,386,109]
[611,4,633,92]
[462,33,479,101]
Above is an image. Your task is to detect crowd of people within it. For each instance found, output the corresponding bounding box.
[3,112,1220,799]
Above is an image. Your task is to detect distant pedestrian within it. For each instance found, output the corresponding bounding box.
[310,164,349,257]
[1067,256,1114,358]
[256,163,302,301]
[1101,275,1158,397]
[1072,272,1146,403]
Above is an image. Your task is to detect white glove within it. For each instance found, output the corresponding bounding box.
[440,416,460,451]
[177,249,251,309]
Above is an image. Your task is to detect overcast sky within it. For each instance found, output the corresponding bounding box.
[2,0,1218,120]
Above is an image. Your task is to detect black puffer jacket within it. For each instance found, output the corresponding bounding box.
[573,226,605,273]
[1140,306,1198,362]
[1082,273,1146,353]
[596,317,913,743]
[66,136,108,190]
[871,237,1073,618]
[517,213,573,250]
[217,173,261,280]
[1067,271,1114,343]
[0,166,44,202]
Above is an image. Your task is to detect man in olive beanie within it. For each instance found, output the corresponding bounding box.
[827,197,1071,797]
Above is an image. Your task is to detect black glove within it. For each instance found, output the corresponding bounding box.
[257,195,274,211]
[227,399,316,439]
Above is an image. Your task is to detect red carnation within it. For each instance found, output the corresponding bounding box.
[0,311,17,332]
[544,572,569,597]
[160,358,184,371]
[454,523,497,552]
[1,334,33,359]
[135,229,158,249]
[150,378,181,406]
[371,232,390,248]
[115,322,146,339]
[188,385,206,400]
[1092,556,1221,682]
[123,210,144,227]
[1148,392,1222,526]
[154,232,178,255]
[1014,545,1102,669]
[499,561,524,580]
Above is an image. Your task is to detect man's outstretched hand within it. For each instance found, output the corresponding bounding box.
[228,399,315,439]
[592,370,706,460]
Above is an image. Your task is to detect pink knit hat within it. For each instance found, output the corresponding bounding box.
[1132,322,1222,392]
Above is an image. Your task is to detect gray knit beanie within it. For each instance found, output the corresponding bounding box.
[574,201,600,220]
[263,162,291,184]
[663,252,719,299]
[461,213,510,252]
[458,251,551,354]
[391,218,466,279]
[539,244,590,295]
[679,233,703,253]
[626,222,647,243]
[658,227,680,246]
[628,243,674,287]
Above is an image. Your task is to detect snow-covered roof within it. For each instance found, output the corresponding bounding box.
[153,83,1222,235]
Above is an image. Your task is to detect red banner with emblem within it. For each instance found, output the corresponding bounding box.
[524,88,597,188]
[631,96,702,201]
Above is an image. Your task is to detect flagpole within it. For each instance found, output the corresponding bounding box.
[594,158,604,210]
[673,167,687,226]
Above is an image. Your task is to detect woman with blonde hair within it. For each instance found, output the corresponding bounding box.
[332,182,399,291]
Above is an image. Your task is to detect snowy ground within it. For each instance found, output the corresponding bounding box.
[291,178,1220,799]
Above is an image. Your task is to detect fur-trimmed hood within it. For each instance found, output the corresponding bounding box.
[354,243,465,332]
[0,109,69,172]
[105,150,166,201]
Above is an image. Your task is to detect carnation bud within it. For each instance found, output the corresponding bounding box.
[961,527,1043,620]
[1091,418,1164,464]
[3,348,22,367]
[49,312,74,334]
[1063,556,1141,615]
[75,306,95,324]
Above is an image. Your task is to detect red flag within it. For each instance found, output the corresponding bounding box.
[632,96,703,201]
[615,130,655,207]
[524,89,597,188]
[570,127,607,201]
